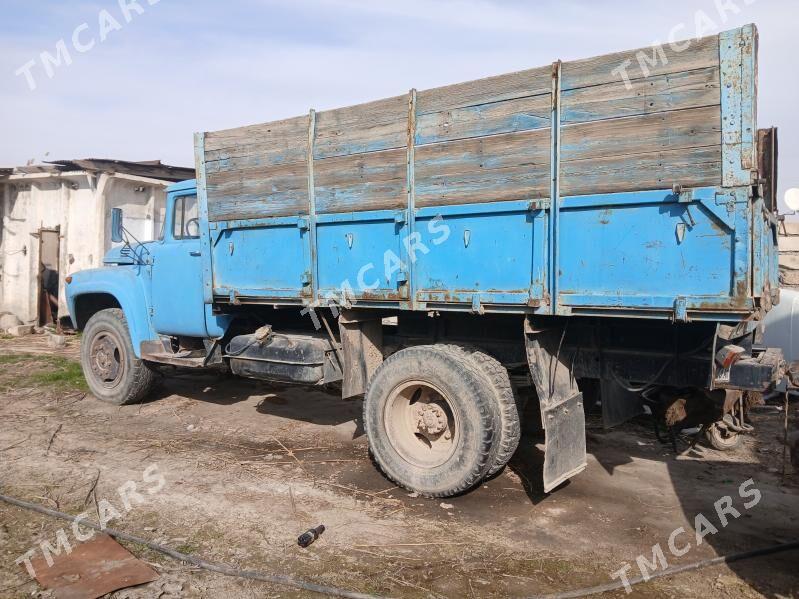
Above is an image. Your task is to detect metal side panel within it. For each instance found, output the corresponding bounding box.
[316,210,408,304]
[524,318,587,492]
[210,216,311,302]
[413,200,549,311]
[556,187,752,318]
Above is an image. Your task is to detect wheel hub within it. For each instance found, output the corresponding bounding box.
[414,403,448,436]
[89,334,122,385]
[384,381,458,469]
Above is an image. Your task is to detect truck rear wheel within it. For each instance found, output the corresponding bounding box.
[466,348,520,477]
[364,345,497,497]
[81,308,158,405]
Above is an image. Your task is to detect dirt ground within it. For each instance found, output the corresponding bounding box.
[0,334,797,598]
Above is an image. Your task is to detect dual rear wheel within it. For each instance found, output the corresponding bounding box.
[363,344,521,497]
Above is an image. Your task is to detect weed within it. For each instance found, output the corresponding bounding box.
[0,353,87,392]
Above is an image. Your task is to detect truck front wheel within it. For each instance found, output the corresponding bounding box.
[364,345,497,497]
[80,308,158,405]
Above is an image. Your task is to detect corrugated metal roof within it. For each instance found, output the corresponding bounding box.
[0,159,194,182]
[47,158,194,182]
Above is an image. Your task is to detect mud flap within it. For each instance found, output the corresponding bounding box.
[524,318,587,492]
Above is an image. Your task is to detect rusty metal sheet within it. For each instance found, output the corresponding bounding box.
[26,533,158,599]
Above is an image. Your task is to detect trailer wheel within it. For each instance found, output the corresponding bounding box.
[705,422,743,451]
[466,349,520,476]
[81,308,158,405]
[364,345,496,497]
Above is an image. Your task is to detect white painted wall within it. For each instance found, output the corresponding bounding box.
[0,172,168,325]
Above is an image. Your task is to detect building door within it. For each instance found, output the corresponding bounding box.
[37,228,60,326]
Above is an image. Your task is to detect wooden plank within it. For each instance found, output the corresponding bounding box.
[561,34,719,91]
[205,145,307,173]
[205,115,309,153]
[315,148,407,214]
[561,105,721,163]
[314,95,408,159]
[560,145,722,197]
[415,128,550,207]
[207,160,309,220]
[207,189,309,221]
[417,65,552,114]
[416,93,551,145]
[562,67,720,124]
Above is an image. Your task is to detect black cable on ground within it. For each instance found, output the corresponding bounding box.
[528,539,799,599]
[0,492,383,599]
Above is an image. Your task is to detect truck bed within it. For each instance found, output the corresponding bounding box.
[194,24,778,322]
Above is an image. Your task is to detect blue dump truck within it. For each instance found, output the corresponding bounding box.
[66,24,784,497]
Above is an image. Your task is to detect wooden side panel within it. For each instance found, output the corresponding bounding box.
[560,34,723,196]
[205,115,310,221]
[415,128,551,207]
[315,149,407,213]
[314,95,408,159]
[417,66,551,114]
[560,146,722,197]
[314,96,408,214]
[561,34,719,90]
[562,67,720,124]
[202,32,730,218]
[416,94,551,145]
[415,67,552,207]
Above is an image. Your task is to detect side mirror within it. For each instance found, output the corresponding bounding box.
[111,208,124,243]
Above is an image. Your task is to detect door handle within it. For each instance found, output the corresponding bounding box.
[189,250,201,257]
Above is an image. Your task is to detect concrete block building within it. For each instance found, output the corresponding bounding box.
[0,159,193,328]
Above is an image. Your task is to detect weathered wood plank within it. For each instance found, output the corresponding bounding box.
[207,189,309,221]
[560,145,722,197]
[416,166,550,207]
[315,148,407,213]
[205,115,309,153]
[417,65,552,114]
[416,93,551,145]
[314,95,408,159]
[205,145,307,174]
[561,105,721,162]
[562,67,720,124]
[207,160,309,220]
[415,128,550,207]
[561,34,719,91]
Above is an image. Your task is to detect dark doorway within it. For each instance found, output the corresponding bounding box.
[37,227,60,327]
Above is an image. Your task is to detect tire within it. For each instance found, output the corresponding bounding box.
[466,349,520,476]
[705,422,743,451]
[80,308,159,405]
[364,344,497,497]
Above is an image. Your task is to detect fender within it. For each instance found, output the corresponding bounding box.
[65,266,157,358]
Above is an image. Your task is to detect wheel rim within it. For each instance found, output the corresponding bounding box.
[384,380,459,469]
[88,330,125,389]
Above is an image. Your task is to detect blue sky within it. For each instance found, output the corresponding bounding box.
[1,0,796,208]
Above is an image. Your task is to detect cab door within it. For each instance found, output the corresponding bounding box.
[150,193,207,337]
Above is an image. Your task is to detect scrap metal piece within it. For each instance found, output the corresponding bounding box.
[26,533,158,599]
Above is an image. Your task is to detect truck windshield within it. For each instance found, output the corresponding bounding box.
[172,194,199,239]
